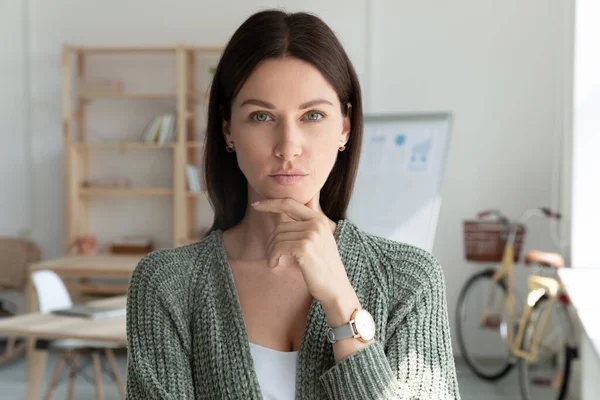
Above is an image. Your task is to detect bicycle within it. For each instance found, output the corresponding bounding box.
[455,208,579,400]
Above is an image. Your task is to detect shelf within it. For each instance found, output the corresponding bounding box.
[187,91,208,101]
[79,92,176,100]
[63,44,216,251]
[79,92,207,101]
[74,46,222,55]
[190,46,225,54]
[187,191,207,199]
[72,45,223,55]
[74,46,177,54]
[74,142,176,151]
[79,187,173,197]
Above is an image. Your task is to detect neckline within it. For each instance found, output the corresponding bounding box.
[249,341,300,355]
[214,218,348,397]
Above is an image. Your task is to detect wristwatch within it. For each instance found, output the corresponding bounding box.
[326,308,376,343]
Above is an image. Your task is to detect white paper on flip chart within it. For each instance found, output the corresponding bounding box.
[348,113,452,252]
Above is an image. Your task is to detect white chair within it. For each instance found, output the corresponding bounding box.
[32,269,126,400]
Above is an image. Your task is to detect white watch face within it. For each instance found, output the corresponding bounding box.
[354,309,375,340]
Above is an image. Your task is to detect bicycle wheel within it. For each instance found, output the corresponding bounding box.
[518,296,576,400]
[456,269,515,380]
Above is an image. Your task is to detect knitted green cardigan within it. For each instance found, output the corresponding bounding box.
[125,219,460,399]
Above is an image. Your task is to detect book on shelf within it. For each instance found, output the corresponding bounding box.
[141,113,176,143]
[186,164,202,193]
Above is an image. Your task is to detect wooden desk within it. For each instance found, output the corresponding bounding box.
[18,254,139,400]
[0,296,127,400]
[0,296,126,343]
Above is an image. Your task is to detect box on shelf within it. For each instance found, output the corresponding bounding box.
[110,237,153,255]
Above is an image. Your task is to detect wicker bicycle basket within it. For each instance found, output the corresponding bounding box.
[463,220,526,263]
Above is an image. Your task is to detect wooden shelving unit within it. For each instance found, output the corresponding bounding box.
[73,142,177,151]
[62,44,222,253]
[79,187,174,197]
[80,92,178,100]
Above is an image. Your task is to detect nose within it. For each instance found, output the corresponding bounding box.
[274,120,302,160]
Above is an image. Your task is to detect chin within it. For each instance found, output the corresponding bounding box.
[261,186,314,204]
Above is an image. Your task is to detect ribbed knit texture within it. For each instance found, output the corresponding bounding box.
[125,219,461,399]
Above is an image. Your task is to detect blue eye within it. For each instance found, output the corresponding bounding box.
[306,112,324,121]
[252,113,272,122]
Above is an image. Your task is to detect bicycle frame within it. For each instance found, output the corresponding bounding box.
[478,208,567,363]
[511,275,563,363]
[485,243,518,346]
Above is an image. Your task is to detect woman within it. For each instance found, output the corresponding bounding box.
[126,9,460,400]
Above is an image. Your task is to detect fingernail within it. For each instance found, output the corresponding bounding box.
[251,201,260,206]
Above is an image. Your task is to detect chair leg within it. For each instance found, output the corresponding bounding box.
[91,351,104,400]
[105,349,126,399]
[6,336,16,352]
[66,352,78,400]
[42,353,66,400]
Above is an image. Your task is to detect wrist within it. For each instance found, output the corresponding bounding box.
[322,289,361,327]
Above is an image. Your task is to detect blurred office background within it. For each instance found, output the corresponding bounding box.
[1,1,599,399]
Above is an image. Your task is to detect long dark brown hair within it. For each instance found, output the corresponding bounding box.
[203,9,363,233]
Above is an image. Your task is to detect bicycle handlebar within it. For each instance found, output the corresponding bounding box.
[474,207,561,247]
[540,207,561,219]
[477,209,506,220]
[476,207,561,222]
[476,210,509,225]
[476,210,493,218]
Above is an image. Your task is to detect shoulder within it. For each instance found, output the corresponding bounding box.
[344,220,446,298]
[128,231,220,300]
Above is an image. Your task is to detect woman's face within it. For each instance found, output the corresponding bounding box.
[223,57,351,205]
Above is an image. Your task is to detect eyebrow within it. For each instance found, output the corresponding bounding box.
[239,98,334,109]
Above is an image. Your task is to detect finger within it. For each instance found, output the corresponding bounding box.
[270,220,312,237]
[252,198,315,221]
[266,230,307,258]
[268,240,299,269]
[267,221,314,250]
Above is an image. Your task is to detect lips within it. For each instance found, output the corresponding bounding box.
[269,168,307,176]
[270,175,306,185]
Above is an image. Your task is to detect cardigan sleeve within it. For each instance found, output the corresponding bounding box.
[318,253,461,399]
[125,254,195,399]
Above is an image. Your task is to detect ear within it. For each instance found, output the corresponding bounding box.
[220,104,232,144]
[341,102,352,145]
[222,119,232,144]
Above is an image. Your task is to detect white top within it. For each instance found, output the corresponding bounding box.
[249,342,299,400]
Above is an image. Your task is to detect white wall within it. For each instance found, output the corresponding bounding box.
[572,0,600,269]
[572,0,600,397]
[0,0,32,238]
[3,0,573,355]
[370,0,573,353]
